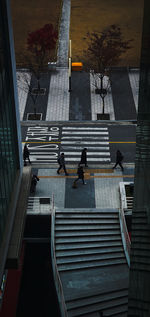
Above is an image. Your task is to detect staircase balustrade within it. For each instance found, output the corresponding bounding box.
[51,197,68,317]
[119,208,131,267]
[119,182,131,267]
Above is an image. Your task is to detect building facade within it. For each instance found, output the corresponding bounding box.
[128,0,150,316]
[0,0,23,305]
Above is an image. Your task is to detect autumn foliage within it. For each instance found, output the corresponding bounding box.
[27,23,58,58]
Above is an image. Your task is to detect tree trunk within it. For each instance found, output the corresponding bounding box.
[37,79,40,91]
[34,106,36,118]
[102,97,105,114]
[100,75,103,90]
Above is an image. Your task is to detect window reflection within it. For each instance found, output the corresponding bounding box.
[0,4,19,246]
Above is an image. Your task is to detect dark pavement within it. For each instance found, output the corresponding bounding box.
[110,68,137,120]
[69,67,137,121]
[69,71,91,120]
[23,73,51,121]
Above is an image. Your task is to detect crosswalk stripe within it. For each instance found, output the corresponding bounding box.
[61,146,110,150]
[62,152,110,156]
[61,126,111,163]
[62,127,108,130]
[61,141,109,145]
[62,131,108,135]
[61,136,109,140]
[65,157,111,162]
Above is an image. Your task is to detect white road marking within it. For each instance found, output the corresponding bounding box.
[62,152,110,156]
[61,141,109,145]
[65,157,111,162]
[62,127,108,130]
[62,131,108,135]
[61,136,109,140]
[61,146,110,150]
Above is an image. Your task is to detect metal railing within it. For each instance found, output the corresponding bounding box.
[119,207,131,267]
[51,195,68,317]
[119,182,131,267]
[27,196,52,214]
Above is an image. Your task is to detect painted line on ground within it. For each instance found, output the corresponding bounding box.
[38,174,134,179]
[62,152,110,156]
[62,127,108,130]
[22,141,61,144]
[61,141,109,145]
[109,141,136,144]
[61,136,109,140]
[62,131,109,135]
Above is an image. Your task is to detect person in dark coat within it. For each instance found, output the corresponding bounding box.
[57,153,68,175]
[113,150,124,171]
[30,174,39,193]
[74,164,86,185]
[23,144,31,166]
[80,148,88,167]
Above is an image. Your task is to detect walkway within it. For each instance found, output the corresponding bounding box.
[110,68,137,120]
[30,166,134,210]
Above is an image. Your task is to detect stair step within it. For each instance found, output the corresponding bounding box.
[128,307,148,317]
[132,218,147,224]
[56,236,122,244]
[67,296,128,317]
[131,224,150,230]
[131,249,150,258]
[104,304,128,317]
[130,261,150,272]
[56,214,118,219]
[66,288,128,310]
[132,230,150,236]
[56,241,122,250]
[72,313,99,317]
[56,208,119,214]
[77,312,127,317]
[131,257,150,265]
[56,246,124,258]
[130,242,150,250]
[55,230,120,237]
[132,212,147,218]
[55,219,119,224]
[57,252,125,265]
[58,257,127,271]
[131,237,150,244]
[129,298,149,311]
[55,224,120,231]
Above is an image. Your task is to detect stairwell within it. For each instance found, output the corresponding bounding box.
[54,208,129,316]
[128,209,150,315]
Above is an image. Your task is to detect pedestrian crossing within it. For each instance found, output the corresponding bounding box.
[61,126,111,163]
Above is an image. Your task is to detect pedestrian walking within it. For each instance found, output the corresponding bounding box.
[23,144,31,166]
[30,174,39,193]
[80,148,88,167]
[74,164,86,185]
[113,150,124,171]
[57,153,69,175]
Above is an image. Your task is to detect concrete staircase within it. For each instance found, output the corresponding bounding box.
[128,210,150,315]
[54,208,129,316]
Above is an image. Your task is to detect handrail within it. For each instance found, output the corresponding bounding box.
[51,197,68,317]
[119,207,131,267]
[119,182,131,267]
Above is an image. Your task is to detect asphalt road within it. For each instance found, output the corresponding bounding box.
[21,122,136,165]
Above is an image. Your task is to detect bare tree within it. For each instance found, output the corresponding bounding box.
[83,24,133,114]
[17,71,38,118]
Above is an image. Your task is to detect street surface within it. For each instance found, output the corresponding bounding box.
[21,123,136,165]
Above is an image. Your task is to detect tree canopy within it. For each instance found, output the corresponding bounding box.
[27,23,58,61]
[84,24,133,75]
